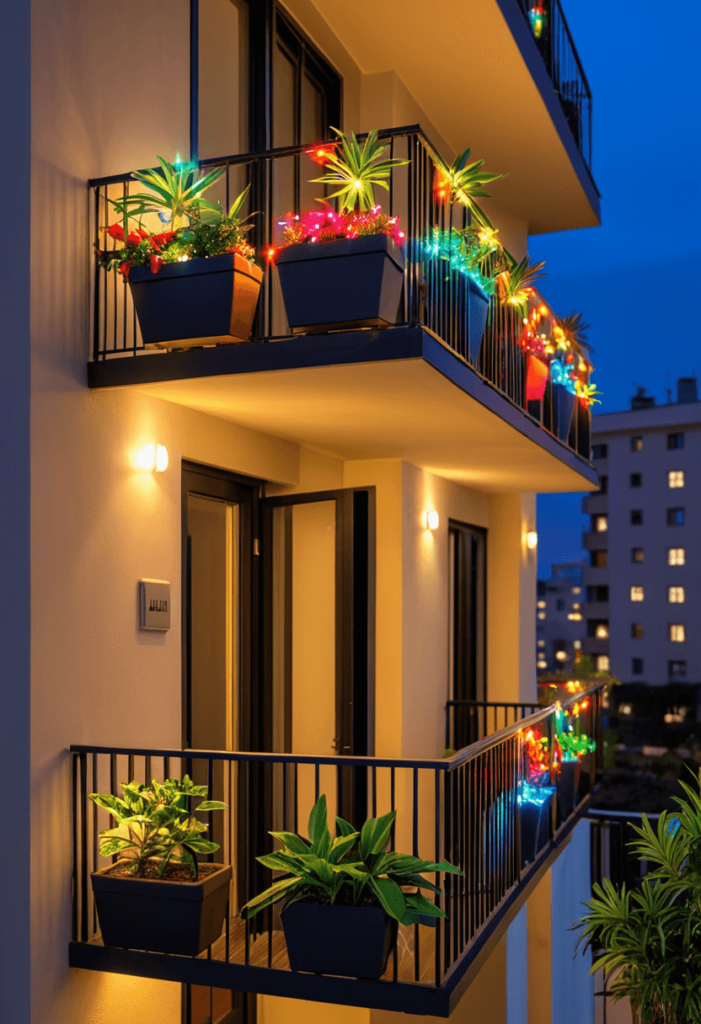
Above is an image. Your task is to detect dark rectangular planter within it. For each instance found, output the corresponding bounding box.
[519,786,555,867]
[576,398,591,458]
[552,382,577,441]
[280,900,398,979]
[129,252,263,349]
[276,234,405,333]
[557,759,581,824]
[91,861,232,956]
[466,278,490,367]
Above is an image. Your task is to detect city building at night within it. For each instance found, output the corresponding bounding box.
[2,2,603,1023]
[536,561,587,673]
[583,378,701,686]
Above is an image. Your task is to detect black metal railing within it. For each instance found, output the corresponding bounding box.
[88,126,591,461]
[518,0,593,170]
[70,685,604,1011]
[445,699,541,753]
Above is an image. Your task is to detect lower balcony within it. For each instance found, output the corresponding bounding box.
[69,688,604,1016]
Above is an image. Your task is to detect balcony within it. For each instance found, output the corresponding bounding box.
[583,601,609,620]
[69,688,604,1016]
[582,566,608,587]
[87,127,597,494]
[582,531,608,551]
[581,493,607,516]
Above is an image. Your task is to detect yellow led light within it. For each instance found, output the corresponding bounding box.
[526,530,538,549]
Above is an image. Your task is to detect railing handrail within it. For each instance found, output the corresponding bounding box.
[445,699,539,708]
[552,0,592,100]
[71,684,606,771]
[87,124,440,190]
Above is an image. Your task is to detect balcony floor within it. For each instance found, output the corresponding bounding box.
[89,326,597,493]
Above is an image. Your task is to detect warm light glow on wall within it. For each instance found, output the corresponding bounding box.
[526,530,538,549]
[422,510,439,531]
[133,443,169,473]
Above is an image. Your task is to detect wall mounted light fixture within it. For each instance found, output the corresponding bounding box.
[526,530,538,550]
[421,510,440,530]
[134,443,169,473]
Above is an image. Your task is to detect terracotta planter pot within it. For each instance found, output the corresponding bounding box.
[526,355,549,402]
[276,234,405,333]
[280,900,397,979]
[91,861,232,956]
[129,252,263,349]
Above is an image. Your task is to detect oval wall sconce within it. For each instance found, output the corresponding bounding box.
[134,443,169,472]
[526,530,538,549]
[422,510,440,531]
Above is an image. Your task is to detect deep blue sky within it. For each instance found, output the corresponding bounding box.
[531,1,701,577]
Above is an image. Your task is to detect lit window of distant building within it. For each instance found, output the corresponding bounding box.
[555,651,567,662]
[538,612,546,620]
[631,623,643,639]
[668,586,685,604]
[596,655,610,671]
[668,547,686,565]
[631,548,644,563]
[537,600,546,609]
[572,587,581,595]
[573,640,582,650]
[537,639,545,647]
[669,624,686,643]
[667,433,684,450]
[630,586,644,602]
[631,436,643,452]
[568,613,583,621]
[591,550,608,567]
[594,515,608,533]
[537,661,547,670]
[595,624,609,639]
[668,470,685,489]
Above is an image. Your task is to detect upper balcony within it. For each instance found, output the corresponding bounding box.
[87,127,597,494]
[69,688,604,1017]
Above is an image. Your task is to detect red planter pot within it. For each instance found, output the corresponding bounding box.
[526,355,549,402]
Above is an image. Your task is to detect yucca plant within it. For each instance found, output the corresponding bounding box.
[311,128,409,214]
[558,310,592,348]
[575,779,701,1023]
[241,795,462,925]
[113,155,226,230]
[90,776,226,879]
[495,255,547,315]
[433,147,503,229]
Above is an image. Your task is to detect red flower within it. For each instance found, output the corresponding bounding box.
[107,223,125,241]
[118,260,133,280]
[127,231,143,246]
[151,231,176,248]
[137,228,150,240]
[150,255,163,275]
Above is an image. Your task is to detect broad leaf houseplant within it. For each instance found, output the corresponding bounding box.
[97,156,263,349]
[89,775,230,956]
[241,795,462,979]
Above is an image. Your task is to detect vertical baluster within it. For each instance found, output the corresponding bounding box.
[79,751,89,943]
[413,767,420,981]
[434,768,442,987]
[207,758,215,862]
[71,753,78,941]
[314,762,320,803]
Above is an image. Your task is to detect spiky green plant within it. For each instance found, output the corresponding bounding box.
[558,311,592,348]
[575,779,701,1023]
[111,156,226,230]
[433,148,503,229]
[496,255,547,315]
[311,128,409,213]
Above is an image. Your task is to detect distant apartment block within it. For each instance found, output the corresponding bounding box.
[582,378,701,684]
[536,561,587,672]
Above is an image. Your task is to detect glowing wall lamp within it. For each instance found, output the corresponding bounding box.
[134,443,169,473]
[526,530,538,550]
[422,510,440,531]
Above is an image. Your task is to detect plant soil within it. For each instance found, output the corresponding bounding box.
[103,861,222,883]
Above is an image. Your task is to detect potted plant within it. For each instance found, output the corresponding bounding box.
[273,128,410,333]
[575,780,701,1023]
[519,728,556,865]
[241,795,462,980]
[96,156,263,349]
[89,775,230,956]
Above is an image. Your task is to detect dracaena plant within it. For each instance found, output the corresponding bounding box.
[495,255,547,315]
[241,795,463,926]
[311,128,409,213]
[575,779,701,1023]
[433,148,503,229]
[89,776,226,880]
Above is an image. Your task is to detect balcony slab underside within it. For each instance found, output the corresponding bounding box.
[89,327,597,493]
[69,795,590,1016]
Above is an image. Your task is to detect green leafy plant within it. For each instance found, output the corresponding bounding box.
[433,148,503,228]
[114,156,226,230]
[241,795,463,926]
[495,255,547,315]
[558,311,592,349]
[575,779,701,1023]
[89,776,226,880]
[311,128,409,213]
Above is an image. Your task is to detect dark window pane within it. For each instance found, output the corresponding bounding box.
[667,508,685,526]
[631,510,643,525]
[630,473,642,488]
[592,444,608,459]
[632,658,644,675]
[631,623,643,639]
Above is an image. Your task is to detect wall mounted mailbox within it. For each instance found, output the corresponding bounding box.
[139,579,171,631]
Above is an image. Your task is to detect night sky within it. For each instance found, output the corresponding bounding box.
[531,1,701,577]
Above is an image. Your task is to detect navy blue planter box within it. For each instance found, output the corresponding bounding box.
[552,382,577,441]
[557,759,581,824]
[281,900,397,979]
[466,278,490,367]
[129,252,263,349]
[276,235,405,333]
[91,861,232,956]
[519,787,555,867]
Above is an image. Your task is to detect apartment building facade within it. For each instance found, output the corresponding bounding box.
[536,561,587,673]
[2,1,601,1023]
[583,379,701,686]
